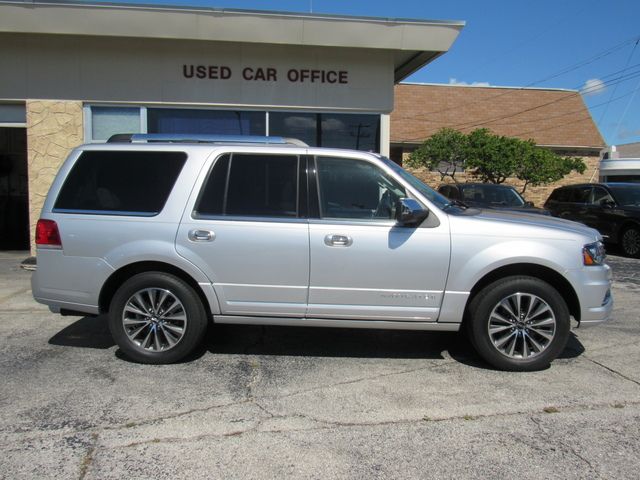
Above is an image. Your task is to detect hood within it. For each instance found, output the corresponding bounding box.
[448,208,601,243]
[485,205,550,216]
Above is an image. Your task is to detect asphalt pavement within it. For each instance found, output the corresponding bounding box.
[0,250,639,479]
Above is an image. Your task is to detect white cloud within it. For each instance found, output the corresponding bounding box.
[582,78,606,96]
[449,78,491,87]
[320,118,345,131]
[284,116,316,128]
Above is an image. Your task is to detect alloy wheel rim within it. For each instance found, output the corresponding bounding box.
[488,292,556,360]
[122,288,187,352]
[622,229,640,255]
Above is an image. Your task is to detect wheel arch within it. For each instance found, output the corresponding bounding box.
[99,261,214,319]
[616,219,640,241]
[463,263,581,324]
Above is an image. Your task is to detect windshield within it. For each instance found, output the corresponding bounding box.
[608,185,640,206]
[460,184,525,207]
[380,157,451,209]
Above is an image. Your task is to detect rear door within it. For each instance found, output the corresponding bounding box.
[555,186,591,222]
[307,155,450,322]
[589,186,619,240]
[176,150,309,317]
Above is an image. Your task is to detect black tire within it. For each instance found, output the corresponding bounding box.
[620,225,640,258]
[466,276,570,372]
[108,272,208,364]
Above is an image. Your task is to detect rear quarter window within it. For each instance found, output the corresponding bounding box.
[54,151,187,215]
[548,188,570,202]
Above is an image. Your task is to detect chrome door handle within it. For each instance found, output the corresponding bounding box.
[188,229,215,242]
[324,234,353,247]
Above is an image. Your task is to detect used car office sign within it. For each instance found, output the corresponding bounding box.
[183,64,350,84]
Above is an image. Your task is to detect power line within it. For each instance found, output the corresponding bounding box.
[461,1,595,79]
[398,78,640,143]
[599,37,640,124]
[393,34,640,123]
[613,75,640,140]
[511,82,640,139]
[395,66,640,140]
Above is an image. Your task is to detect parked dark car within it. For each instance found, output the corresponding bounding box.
[438,183,549,215]
[544,183,640,257]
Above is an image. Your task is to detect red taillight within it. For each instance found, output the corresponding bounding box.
[36,219,62,248]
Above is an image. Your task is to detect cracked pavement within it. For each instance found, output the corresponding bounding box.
[0,251,639,479]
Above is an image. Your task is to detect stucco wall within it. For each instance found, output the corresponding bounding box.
[406,154,600,207]
[26,100,83,253]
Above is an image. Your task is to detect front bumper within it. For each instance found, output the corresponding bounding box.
[567,263,613,327]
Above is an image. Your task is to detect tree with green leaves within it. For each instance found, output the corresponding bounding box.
[408,127,587,194]
[513,146,587,194]
[465,128,518,185]
[406,128,468,182]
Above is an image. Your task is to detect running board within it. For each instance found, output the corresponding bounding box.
[214,315,460,331]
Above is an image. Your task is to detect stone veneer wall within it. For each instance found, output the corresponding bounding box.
[26,100,83,253]
[404,154,600,207]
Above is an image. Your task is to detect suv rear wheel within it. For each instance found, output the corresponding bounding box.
[467,276,570,371]
[108,272,208,364]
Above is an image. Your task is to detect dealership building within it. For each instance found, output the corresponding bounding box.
[0,0,463,251]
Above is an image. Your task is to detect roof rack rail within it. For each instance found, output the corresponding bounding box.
[106,133,308,147]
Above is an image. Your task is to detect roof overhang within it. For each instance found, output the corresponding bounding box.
[0,0,464,83]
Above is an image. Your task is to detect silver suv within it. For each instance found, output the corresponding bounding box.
[32,134,612,371]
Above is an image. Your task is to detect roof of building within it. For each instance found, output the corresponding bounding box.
[391,83,605,149]
[613,142,640,158]
[0,0,464,82]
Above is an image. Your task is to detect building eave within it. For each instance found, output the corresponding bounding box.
[0,0,464,84]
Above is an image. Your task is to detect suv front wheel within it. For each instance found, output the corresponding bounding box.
[467,276,571,371]
[108,272,208,364]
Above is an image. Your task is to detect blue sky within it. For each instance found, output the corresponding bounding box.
[104,0,640,146]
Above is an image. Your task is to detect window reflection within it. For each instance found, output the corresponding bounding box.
[269,112,380,152]
[148,109,266,136]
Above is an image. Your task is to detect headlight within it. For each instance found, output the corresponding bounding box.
[583,241,606,266]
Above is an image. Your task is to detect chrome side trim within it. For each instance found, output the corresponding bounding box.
[214,315,460,331]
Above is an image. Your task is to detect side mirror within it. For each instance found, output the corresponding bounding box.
[395,198,429,226]
[600,199,616,209]
[524,201,534,207]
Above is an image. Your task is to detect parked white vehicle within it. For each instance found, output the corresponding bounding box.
[32,134,612,370]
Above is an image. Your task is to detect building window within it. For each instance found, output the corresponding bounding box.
[147,108,266,136]
[319,113,379,152]
[268,112,317,147]
[85,106,381,152]
[0,103,26,126]
[269,112,380,152]
[90,107,142,141]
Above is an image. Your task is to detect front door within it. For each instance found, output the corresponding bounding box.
[307,156,450,321]
[176,152,309,316]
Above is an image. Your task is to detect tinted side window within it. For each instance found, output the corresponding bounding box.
[194,155,230,216]
[316,157,406,220]
[195,154,299,218]
[548,188,569,202]
[438,186,450,197]
[569,187,592,204]
[591,187,614,205]
[54,151,186,215]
